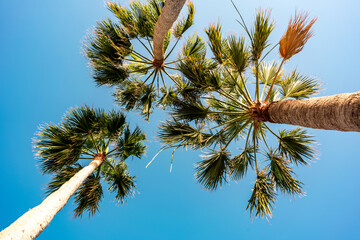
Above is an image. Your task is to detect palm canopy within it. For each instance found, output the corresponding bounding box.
[35,105,146,217]
[85,0,194,120]
[156,4,319,218]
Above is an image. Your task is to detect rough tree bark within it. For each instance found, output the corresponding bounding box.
[0,156,104,240]
[266,92,360,132]
[152,0,187,63]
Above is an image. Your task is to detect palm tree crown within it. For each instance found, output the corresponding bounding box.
[35,105,146,217]
[85,0,194,120]
[156,4,319,218]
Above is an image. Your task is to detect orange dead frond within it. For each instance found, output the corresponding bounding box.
[279,12,317,60]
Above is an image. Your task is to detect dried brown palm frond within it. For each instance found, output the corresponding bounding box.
[279,12,317,60]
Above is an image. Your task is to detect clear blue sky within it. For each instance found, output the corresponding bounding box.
[1,0,360,239]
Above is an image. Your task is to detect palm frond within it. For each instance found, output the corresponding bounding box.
[104,110,126,140]
[35,124,83,174]
[73,174,103,218]
[173,1,195,38]
[205,22,228,64]
[247,169,276,218]
[196,150,231,191]
[279,12,317,60]
[256,61,282,85]
[280,70,320,100]
[267,151,303,195]
[85,18,131,86]
[278,128,316,165]
[226,34,249,74]
[158,120,218,149]
[102,160,136,204]
[230,146,255,180]
[172,101,212,122]
[250,10,274,61]
[180,33,206,58]
[113,80,155,120]
[115,126,146,159]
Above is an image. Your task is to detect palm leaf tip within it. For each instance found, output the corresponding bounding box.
[279,12,317,60]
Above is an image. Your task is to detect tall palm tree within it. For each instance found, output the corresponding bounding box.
[85,0,193,120]
[0,106,146,239]
[155,8,325,218]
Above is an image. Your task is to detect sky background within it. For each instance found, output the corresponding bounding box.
[1,0,360,239]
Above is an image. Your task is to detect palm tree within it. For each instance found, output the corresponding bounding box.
[155,8,325,218]
[0,106,146,239]
[85,0,193,120]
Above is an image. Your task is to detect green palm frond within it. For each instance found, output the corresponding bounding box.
[173,101,212,122]
[107,2,137,38]
[226,34,249,74]
[45,164,83,195]
[250,10,274,61]
[103,110,126,140]
[173,1,195,38]
[158,120,218,149]
[196,150,231,191]
[102,160,136,204]
[158,87,179,108]
[35,125,83,174]
[73,174,103,218]
[280,70,320,100]
[267,151,303,195]
[177,57,216,89]
[113,80,155,120]
[256,62,282,85]
[247,169,276,218]
[205,22,228,64]
[230,146,255,180]
[115,126,146,159]
[181,33,206,58]
[85,19,131,86]
[63,106,106,136]
[278,128,316,165]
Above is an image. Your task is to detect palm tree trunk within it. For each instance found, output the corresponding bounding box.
[266,92,360,132]
[153,0,187,62]
[0,157,104,240]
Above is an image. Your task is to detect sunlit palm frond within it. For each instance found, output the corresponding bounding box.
[158,120,217,149]
[73,174,103,218]
[205,22,228,64]
[196,150,231,191]
[279,12,317,60]
[35,124,83,174]
[267,151,303,195]
[180,33,206,58]
[173,1,195,38]
[280,70,320,100]
[250,10,274,61]
[226,34,249,74]
[247,169,276,218]
[278,128,316,165]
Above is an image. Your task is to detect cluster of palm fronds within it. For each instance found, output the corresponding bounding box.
[35,106,146,217]
[85,0,195,120]
[154,3,319,218]
[84,0,320,219]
